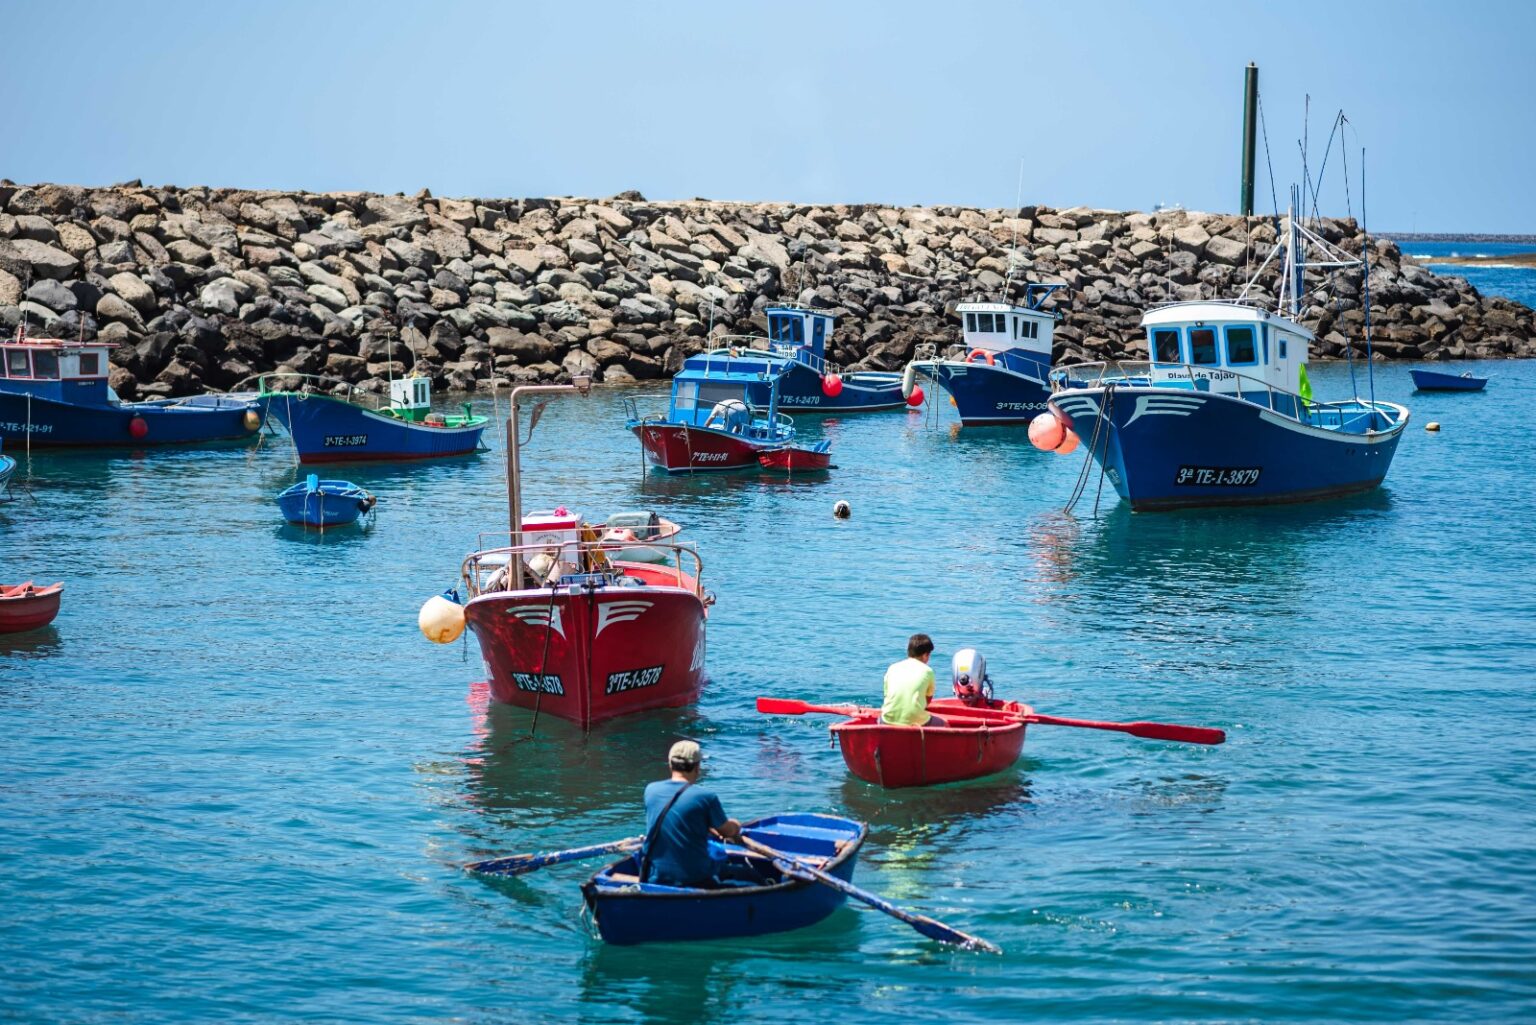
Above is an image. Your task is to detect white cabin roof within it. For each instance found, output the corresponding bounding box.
[956,301,1050,318]
[1140,300,1314,341]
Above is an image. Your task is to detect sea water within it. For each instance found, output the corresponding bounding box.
[3,357,1535,1023]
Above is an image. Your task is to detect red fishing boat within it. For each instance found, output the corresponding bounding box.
[458,509,710,729]
[758,648,1226,788]
[0,581,64,633]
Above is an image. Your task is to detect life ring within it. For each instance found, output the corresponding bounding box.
[965,350,996,366]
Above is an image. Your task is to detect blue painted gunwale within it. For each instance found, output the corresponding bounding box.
[580,813,866,945]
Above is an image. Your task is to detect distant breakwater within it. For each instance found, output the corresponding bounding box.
[1,180,1531,399]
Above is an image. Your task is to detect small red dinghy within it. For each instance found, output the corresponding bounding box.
[0,581,64,634]
[758,445,832,471]
[831,698,1032,788]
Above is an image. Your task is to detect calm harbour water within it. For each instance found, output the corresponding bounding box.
[5,351,1536,1021]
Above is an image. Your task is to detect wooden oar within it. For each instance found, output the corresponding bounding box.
[465,835,643,878]
[755,697,1224,745]
[736,835,1001,954]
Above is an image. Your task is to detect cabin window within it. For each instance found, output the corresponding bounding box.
[1012,318,1020,340]
[79,352,101,376]
[1279,337,1289,359]
[1189,328,1218,365]
[32,351,60,379]
[6,350,28,377]
[770,316,805,345]
[812,318,826,350]
[1225,327,1257,365]
[1029,320,1039,338]
[1151,328,1182,364]
[965,313,977,332]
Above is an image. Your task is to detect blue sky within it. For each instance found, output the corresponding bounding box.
[2,0,1531,232]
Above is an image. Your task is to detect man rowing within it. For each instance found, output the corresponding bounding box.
[639,740,742,888]
[881,633,947,727]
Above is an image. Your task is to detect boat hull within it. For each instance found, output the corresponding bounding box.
[831,700,1031,788]
[0,454,14,496]
[630,421,769,473]
[264,393,486,463]
[1050,386,1409,511]
[918,360,1051,425]
[757,446,832,471]
[773,363,906,413]
[0,390,260,447]
[581,814,865,944]
[464,568,707,728]
[0,582,64,633]
[275,483,372,527]
[1410,369,1487,392]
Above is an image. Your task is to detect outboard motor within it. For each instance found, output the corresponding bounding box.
[951,648,993,707]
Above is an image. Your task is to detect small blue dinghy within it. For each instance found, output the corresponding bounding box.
[1410,368,1488,392]
[581,813,866,945]
[276,474,377,528]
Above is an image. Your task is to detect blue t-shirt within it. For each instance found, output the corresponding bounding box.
[641,780,727,887]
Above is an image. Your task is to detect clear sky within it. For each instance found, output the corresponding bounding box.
[2,0,1531,233]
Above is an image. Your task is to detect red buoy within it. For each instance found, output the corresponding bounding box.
[821,374,844,398]
[905,386,925,407]
[1054,428,1080,455]
[129,416,149,440]
[1028,412,1064,451]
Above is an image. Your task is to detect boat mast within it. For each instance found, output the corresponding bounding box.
[505,375,594,586]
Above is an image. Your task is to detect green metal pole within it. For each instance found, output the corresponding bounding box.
[1240,63,1258,216]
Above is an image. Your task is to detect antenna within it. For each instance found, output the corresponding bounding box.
[1360,147,1377,418]
[1002,158,1025,303]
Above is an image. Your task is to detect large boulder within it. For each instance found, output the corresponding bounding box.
[24,278,77,314]
[6,238,80,280]
[108,271,157,315]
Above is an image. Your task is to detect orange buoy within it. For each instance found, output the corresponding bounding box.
[1028,411,1065,451]
[1054,428,1080,455]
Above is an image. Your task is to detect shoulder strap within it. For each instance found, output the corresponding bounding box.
[637,781,692,882]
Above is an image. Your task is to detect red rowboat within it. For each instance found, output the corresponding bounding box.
[460,512,709,729]
[0,581,64,634]
[830,698,1034,788]
[757,445,832,472]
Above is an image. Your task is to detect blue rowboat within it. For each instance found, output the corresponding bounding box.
[1,335,262,448]
[276,474,376,528]
[1410,368,1488,392]
[0,441,14,502]
[580,813,866,945]
[261,375,488,464]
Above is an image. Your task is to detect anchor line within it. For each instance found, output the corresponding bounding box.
[526,576,561,742]
[1064,383,1115,514]
[1090,388,1117,517]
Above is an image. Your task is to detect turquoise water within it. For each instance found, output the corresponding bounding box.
[3,361,1535,1024]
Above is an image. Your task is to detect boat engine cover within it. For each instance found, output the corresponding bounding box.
[952,648,992,705]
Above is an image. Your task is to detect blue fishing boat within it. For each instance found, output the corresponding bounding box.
[906,284,1064,425]
[703,305,906,412]
[580,813,866,945]
[1410,368,1488,392]
[1048,188,1409,511]
[261,374,488,464]
[0,439,15,502]
[625,352,822,472]
[276,474,376,528]
[0,333,263,448]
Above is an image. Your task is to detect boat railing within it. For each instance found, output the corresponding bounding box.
[622,397,665,424]
[707,335,837,376]
[1052,360,1404,431]
[248,372,385,409]
[461,536,705,599]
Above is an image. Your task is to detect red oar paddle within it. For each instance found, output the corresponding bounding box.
[756,696,1224,745]
[1020,713,1224,745]
[755,697,876,717]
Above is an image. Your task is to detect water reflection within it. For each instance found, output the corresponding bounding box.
[0,624,63,661]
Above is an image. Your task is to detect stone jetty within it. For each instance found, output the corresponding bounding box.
[0,180,1530,399]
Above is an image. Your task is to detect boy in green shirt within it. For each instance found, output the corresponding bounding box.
[881,633,947,727]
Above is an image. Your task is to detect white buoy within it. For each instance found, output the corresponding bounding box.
[900,363,916,400]
[419,593,466,643]
[1425,422,1441,432]
[833,500,851,519]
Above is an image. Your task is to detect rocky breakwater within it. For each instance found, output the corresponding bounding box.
[0,180,1531,401]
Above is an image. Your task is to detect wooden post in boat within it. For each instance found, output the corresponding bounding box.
[505,376,594,588]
